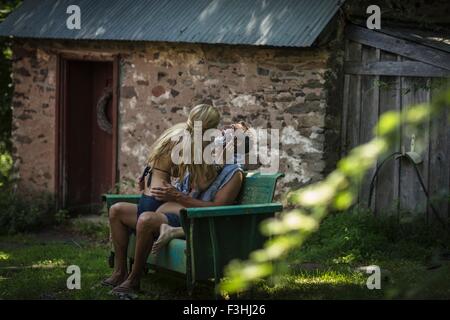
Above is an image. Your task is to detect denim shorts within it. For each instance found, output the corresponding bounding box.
[137,194,181,228]
[137,194,163,217]
[164,213,181,227]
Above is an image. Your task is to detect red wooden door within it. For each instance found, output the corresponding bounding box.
[64,60,115,213]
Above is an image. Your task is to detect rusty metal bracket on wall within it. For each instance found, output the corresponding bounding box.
[398,134,423,165]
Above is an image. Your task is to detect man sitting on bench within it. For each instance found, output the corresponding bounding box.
[108,122,254,296]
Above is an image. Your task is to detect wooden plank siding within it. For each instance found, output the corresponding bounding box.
[375,52,401,215]
[399,75,430,215]
[428,78,450,222]
[345,60,450,78]
[359,45,380,208]
[342,29,450,220]
[345,41,362,201]
[345,25,450,71]
[340,39,351,159]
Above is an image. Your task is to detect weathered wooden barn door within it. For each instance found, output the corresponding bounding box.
[342,25,450,221]
[58,58,118,213]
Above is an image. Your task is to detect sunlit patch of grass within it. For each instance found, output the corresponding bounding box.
[332,253,357,265]
[31,259,65,269]
[0,251,10,261]
[292,270,365,286]
[240,267,382,300]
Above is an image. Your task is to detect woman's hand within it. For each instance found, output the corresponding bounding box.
[137,176,145,192]
[150,181,183,202]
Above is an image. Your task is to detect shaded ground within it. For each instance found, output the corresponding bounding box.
[0,212,449,300]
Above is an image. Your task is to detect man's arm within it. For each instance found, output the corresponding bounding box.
[150,171,244,208]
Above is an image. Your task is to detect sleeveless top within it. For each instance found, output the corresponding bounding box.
[176,164,244,202]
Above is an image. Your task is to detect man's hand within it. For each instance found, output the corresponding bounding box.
[150,181,182,202]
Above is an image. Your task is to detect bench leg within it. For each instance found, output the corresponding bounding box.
[187,279,195,297]
[208,218,222,299]
[186,268,195,297]
[214,278,222,300]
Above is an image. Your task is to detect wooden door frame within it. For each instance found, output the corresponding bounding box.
[55,53,120,209]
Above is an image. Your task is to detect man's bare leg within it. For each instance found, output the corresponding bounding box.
[112,211,168,294]
[151,224,184,255]
[103,203,137,287]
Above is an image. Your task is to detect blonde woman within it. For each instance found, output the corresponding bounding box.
[103,104,220,293]
[149,122,255,255]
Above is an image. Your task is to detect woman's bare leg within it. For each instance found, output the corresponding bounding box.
[113,211,168,292]
[151,224,184,255]
[103,202,137,286]
[151,202,185,255]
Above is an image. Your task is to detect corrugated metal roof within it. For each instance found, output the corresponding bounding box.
[0,0,344,47]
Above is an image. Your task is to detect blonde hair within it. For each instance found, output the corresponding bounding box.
[147,104,220,187]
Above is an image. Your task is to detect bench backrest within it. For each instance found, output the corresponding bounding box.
[183,172,284,282]
[238,172,284,204]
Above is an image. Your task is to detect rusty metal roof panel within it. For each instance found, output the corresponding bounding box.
[0,0,344,47]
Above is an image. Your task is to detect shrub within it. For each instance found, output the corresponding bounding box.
[1,1,22,148]
[0,145,12,187]
[0,188,56,234]
[70,218,109,241]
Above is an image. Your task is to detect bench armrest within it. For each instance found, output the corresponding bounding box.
[102,194,141,201]
[102,194,141,208]
[181,203,283,218]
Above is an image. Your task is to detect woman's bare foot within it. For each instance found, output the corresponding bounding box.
[151,224,183,255]
[102,271,127,287]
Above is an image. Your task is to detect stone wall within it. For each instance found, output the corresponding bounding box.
[10,44,57,193]
[10,39,341,197]
[119,43,333,195]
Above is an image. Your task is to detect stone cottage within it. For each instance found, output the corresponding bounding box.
[0,0,347,210]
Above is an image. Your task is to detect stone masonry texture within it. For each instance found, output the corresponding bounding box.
[10,39,341,197]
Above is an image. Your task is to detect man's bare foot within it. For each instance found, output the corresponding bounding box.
[102,271,127,287]
[111,278,140,295]
[151,224,183,255]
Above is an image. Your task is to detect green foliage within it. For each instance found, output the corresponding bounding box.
[221,88,450,294]
[292,209,389,265]
[0,146,12,187]
[0,1,21,190]
[112,178,138,194]
[70,218,109,241]
[289,208,448,266]
[0,189,56,234]
[0,1,52,235]
[1,0,21,150]
[54,209,70,224]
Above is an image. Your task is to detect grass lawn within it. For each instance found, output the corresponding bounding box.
[0,211,449,300]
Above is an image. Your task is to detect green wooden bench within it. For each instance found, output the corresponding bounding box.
[103,172,284,292]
